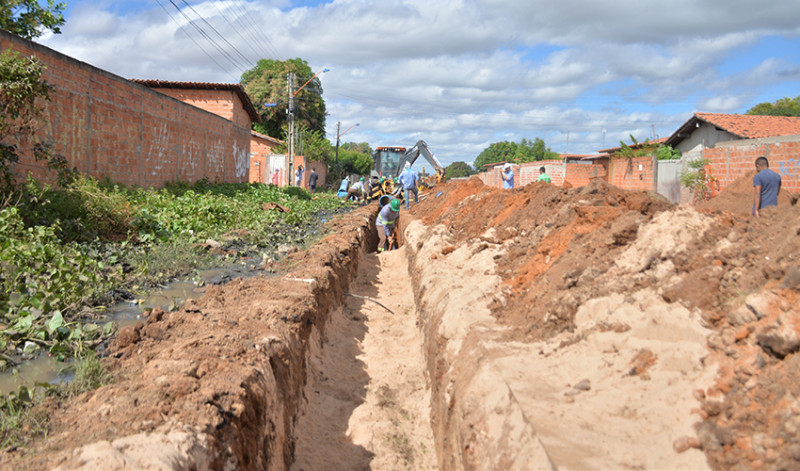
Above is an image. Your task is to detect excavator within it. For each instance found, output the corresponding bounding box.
[370,140,445,201]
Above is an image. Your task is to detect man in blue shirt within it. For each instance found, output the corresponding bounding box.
[399,163,419,209]
[753,156,781,217]
[502,163,514,189]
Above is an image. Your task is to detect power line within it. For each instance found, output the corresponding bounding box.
[166,0,248,71]
[179,0,255,67]
[154,0,230,75]
[209,0,275,63]
[226,0,284,61]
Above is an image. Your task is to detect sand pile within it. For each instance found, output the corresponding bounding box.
[699,170,795,215]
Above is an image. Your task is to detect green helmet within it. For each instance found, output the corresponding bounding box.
[360,177,365,181]
[390,198,400,211]
[379,177,386,183]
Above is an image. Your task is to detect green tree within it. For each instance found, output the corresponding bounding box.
[337,146,373,175]
[656,145,681,160]
[473,137,557,169]
[241,58,327,139]
[0,0,65,40]
[0,0,67,197]
[444,161,475,179]
[746,96,800,116]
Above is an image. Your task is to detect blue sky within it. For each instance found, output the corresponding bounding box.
[38,0,800,166]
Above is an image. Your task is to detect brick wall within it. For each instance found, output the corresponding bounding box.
[1,30,250,188]
[608,156,656,192]
[705,137,800,193]
[249,132,282,184]
[564,160,608,187]
[520,160,565,186]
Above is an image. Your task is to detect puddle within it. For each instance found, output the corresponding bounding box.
[0,266,255,396]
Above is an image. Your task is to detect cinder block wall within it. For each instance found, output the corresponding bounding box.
[608,156,656,192]
[1,30,250,188]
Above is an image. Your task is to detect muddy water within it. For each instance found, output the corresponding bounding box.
[0,268,234,396]
[291,248,436,470]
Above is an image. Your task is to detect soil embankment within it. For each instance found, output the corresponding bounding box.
[3,174,800,470]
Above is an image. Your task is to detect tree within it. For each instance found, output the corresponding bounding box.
[473,137,558,169]
[0,0,67,196]
[444,161,475,179]
[241,58,327,139]
[656,145,681,160]
[0,0,65,40]
[337,146,373,175]
[746,96,800,116]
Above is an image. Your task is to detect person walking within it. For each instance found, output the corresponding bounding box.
[537,166,551,183]
[376,198,401,252]
[501,163,514,189]
[308,167,318,194]
[753,156,781,217]
[399,162,419,209]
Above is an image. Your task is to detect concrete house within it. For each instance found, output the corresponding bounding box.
[665,113,800,161]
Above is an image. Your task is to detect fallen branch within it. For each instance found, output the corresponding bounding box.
[346,293,395,315]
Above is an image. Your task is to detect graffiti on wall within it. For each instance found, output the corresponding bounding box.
[776,159,799,180]
[147,123,168,176]
[233,141,248,180]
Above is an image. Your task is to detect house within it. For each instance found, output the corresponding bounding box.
[664,113,800,161]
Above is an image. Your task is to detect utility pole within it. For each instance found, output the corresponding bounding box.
[287,73,295,185]
[335,121,341,164]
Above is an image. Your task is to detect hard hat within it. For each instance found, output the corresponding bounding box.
[503,163,511,170]
[379,177,385,183]
[390,199,400,212]
[404,162,411,169]
[360,177,365,181]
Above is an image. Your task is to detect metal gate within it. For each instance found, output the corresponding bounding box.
[657,159,682,203]
[269,154,287,186]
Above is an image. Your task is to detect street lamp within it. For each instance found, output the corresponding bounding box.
[293,68,330,97]
[335,122,360,164]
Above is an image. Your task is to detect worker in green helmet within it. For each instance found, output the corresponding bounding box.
[376,198,400,252]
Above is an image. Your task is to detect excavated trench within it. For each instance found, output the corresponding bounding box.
[6,181,735,470]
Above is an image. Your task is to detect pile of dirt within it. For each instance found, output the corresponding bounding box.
[699,170,796,215]
[408,176,800,469]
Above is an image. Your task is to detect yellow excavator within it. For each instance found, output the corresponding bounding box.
[370,140,445,196]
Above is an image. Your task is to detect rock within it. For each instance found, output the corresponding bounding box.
[203,238,221,248]
[728,305,757,326]
[673,436,701,453]
[745,292,779,320]
[782,266,800,290]
[756,311,800,358]
[116,323,143,348]
[574,379,591,391]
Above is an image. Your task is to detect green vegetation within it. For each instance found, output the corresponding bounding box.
[0,174,350,368]
[680,158,718,204]
[473,138,560,170]
[242,58,327,139]
[0,1,65,40]
[746,95,800,117]
[444,161,476,179]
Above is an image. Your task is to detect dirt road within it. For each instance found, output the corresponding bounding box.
[291,248,436,470]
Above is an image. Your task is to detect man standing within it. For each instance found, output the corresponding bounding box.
[399,163,419,209]
[376,198,401,252]
[295,165,304,187]
[308,167,318,194]
[537,166,551,183]
[501,163,514,189]
[753,156,781,217]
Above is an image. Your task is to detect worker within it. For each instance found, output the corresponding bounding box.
[347,177,368,203]
[502,163,514,189]
[753,156,781,217]
[399,162,419,209]
[376,198,400,252]
[336,176,350,198]
[537,166,551,183]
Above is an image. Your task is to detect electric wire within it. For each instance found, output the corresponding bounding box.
[166,0,247,72]
[210,0,275,62]
[154,0,231,76]
[179,0,255,68]
[227,0,284,61]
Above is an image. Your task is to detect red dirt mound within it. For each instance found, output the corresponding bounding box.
[699,170,795,215]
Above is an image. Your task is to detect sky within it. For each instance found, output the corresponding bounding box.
[37,0,800,167]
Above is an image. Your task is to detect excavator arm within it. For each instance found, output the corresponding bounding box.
[397,140,446,183]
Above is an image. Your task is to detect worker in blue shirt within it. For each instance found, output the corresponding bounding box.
[399,163,419,209]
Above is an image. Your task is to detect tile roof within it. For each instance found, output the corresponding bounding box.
[666,113,800,146]
[131,79,260,123]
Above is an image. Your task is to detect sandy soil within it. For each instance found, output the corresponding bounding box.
[290,248,436,470]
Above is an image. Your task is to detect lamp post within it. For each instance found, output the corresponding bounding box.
[288,68,329,185]
[335,122,360,164]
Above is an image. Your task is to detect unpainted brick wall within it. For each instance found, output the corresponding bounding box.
[1,30,251,188]
[608,156,656,192]
[705,139,800,194]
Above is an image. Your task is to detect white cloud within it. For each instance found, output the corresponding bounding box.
[36,0,800,166]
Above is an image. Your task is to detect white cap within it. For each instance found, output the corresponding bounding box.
[404,162,411,169]
[503,163,511,169]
